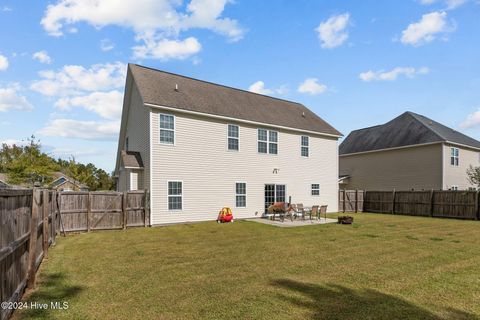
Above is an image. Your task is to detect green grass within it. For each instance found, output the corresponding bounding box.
[15,213,480,320]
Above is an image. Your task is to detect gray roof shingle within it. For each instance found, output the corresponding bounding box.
[340,111,480,155]
[121,151,144,168]
[129,64,341,137]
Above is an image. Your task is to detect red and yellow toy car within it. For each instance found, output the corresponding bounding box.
[217,207,233,223]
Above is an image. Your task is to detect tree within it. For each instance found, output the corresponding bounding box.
[466,165,480,188]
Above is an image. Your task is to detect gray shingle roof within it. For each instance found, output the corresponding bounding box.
[129,64,341,137]
[121,151,144,168]
[340,111,480,155]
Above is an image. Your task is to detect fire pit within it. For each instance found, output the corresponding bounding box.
[338,216,354,224]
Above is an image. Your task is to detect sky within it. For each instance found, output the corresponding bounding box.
[1,0,480,172]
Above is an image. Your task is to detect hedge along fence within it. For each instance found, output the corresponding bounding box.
[364,190,480,220]
[1,189,149,320]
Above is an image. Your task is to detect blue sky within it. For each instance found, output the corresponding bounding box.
[1,0,480,172]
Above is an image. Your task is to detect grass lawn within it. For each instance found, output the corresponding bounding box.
[14,213,480,320]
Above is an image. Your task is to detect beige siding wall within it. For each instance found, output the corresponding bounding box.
[150,109,339,225]
[118,82,150,192]
[443,144,479,190]
[339,144,443,190]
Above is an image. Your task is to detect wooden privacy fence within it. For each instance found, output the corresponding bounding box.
[339,190,364,213]
[364,190,480,220]
[1,189,59,320]
[59,191,149,232]
[1,189,149,320]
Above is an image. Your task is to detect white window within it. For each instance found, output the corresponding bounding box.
[450,147,459,166]
[236,182,246,207]
[258,129,278,154]
[311,184,320,196]
[451,185,458,191]
[228,124,239,151]
[168,181,182,210]
[160,114,175,144]
[130,172,138,191]
[301,136,309,157]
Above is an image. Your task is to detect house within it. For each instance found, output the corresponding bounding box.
[114,64,342,225]
[50,174,89,192]
[339,111,480,191]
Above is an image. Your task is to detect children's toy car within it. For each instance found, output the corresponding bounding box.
[217,207,233,223]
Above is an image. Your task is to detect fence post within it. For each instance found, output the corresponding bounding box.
[42,190,49,259]
[87,192,92,232]
[391,190,396,214]
[123,192,128,229]
[52,191,57,244]
[355,189,358,213]
[27,188,40,289]
[343,189,346,213]
[144,189,149,227]
[430,189,435,217]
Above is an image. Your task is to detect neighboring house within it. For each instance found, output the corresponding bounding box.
[339,111,480,191]
[50,174,89,192]
[114,64,342,225]
[0,173,23,189]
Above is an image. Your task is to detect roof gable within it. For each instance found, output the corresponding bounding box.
[340,112,480,155]
[129,64,341,137]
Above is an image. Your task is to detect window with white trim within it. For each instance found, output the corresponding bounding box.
[228,124,239,151]
[450,147,459,166]
[168,181,182,210]
[236,182,246,207]
[160,114,175,144]
[301,136,309,157]
[258,129,278,154]
[311,184,320,196]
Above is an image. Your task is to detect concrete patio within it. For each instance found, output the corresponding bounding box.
[249,217,338,227]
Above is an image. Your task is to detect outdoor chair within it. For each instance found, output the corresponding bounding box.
[309,205,319,221]
[319,205,328,221]
[295,203,305,220]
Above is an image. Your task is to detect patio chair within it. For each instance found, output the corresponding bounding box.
[319,205,328,221]
[309,205,319,221]
[295,203,305,220]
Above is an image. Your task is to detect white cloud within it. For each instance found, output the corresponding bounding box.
[0,54,9,71]
[401,11,453,46]
[315,13,350,49]
[419,0,438,4]
[297,78,328,95]
[30,62,126,96]
[460,109,480,128]
[100,39,115,52]
[0,139,25,147]
[419,0,468,8]
[132,37,201,60]
[359,67,429,82]
[32,51,52,64]
[40,0,244,60]
[55,90,123,120]
[38,119,120,140]
[1,6,12,12]
[248,81,288,96]
[0,85,33,112]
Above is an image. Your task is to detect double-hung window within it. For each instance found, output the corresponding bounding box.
[228,124,239,151]
[301,136,309,157]
[160,114,175,144]
[236,182,246,207]
[258,129,278,154]
[168,181,182,210]
[311,184,320,196]
[450,147,459,166]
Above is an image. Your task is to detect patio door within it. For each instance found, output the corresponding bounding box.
[264,184,286,212]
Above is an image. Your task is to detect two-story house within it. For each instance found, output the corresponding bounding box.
[339,111,480,191]
[114,64,342,225]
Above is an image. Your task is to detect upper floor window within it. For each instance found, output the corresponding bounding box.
[450,147,459,166]
[258,129,278,154]
[228,124,239,151]
[311,184,320,196]
[301,136,309,157]
[160,114,175,144]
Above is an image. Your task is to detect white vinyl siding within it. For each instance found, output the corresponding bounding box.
[168,181,182,210]
[443,144,478,190]
[160,114,175,144]
[150,110,338,225]
[301,136,309,157]
[228,124,239,151]
[236,182,246,207]
[130,172,138,191]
